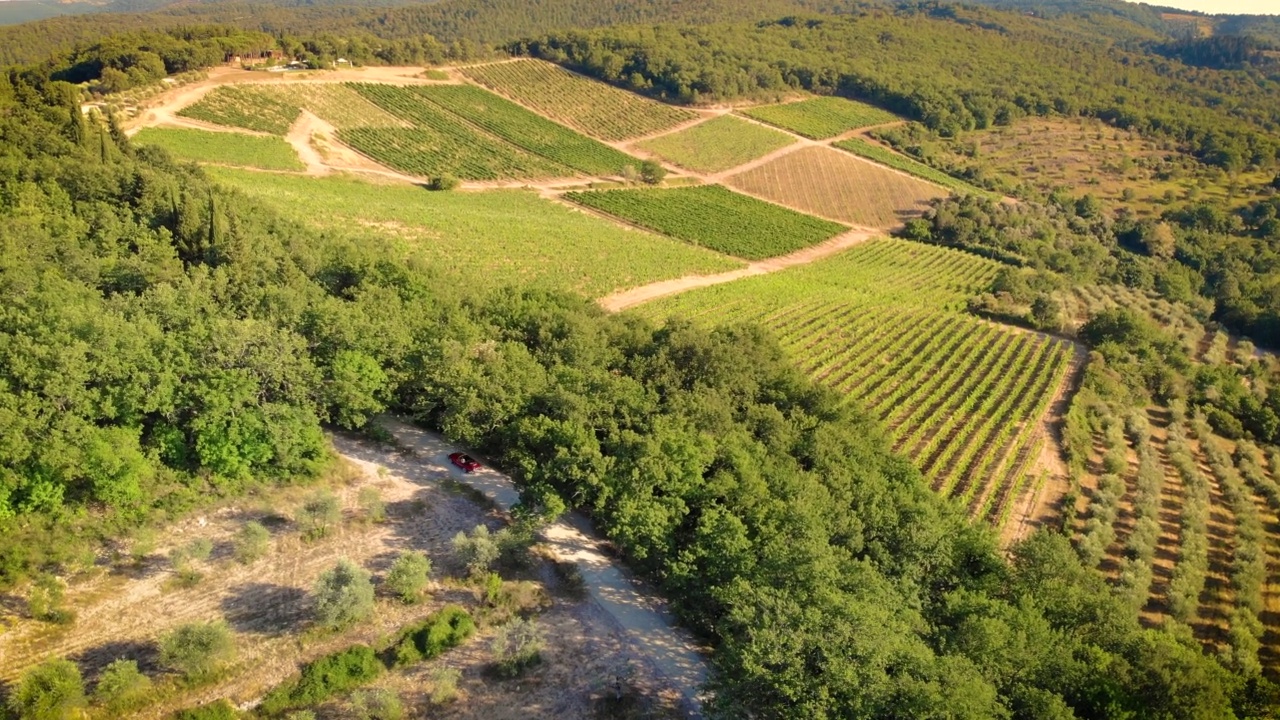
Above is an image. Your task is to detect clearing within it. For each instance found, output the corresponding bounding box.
[727,145,948,227]
[207,168,742,298]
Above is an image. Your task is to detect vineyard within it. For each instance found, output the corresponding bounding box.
[133,127,305,171]
[248,83,409,129]
[635,115,794,173]
[1068,401,1280,672]
[563,184,847,260]
[178,85,302,134]
[834,137,991,196]
[411,84,635,176]
[635,238,1073,525]
[207,167,741,297]
[459,59,698,141]
[727,146,948,227]
[739,96,899,139]
[344,84,571,180]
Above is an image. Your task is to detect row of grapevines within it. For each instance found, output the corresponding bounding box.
[833,137,992,196]
[412,85,636,176]
[739,96,899,140]
[178,85,301,134]
[564,185,847,260]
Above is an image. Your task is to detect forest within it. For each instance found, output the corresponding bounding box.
[2,36,1278,719]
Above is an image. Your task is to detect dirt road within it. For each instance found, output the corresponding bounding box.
[361,417,710,716]
[597,227,879,312]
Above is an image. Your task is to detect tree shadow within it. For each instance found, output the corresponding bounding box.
[219,583,309,635]
[69,639,160,681]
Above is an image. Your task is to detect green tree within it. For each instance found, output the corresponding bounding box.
[159,621,236,680]
[93,659,152,713]
[384,550,431,603]
[298,492,341,540]
[639,159,667,185]
[324,350,387,429]
[451,525,500,577]
[7,658,86,720]
[233,521,271,564]
[314,559,375,629]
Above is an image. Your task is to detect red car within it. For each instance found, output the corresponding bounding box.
[448,452,481,473]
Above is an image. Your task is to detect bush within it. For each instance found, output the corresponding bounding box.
[428,667,461,705]
[351,688,404,720]
[7,658,86,720]
[171,537,215,586]
[358,487,385,524]
[174,699,241,720]
[428,174,460,191]
[298,492,341,540]
[259,644,383,715]
[93,658,152,713]
[159,621,236,680]
[27,573,74,625]
[314,559,375,630]
[639,159,666,185]
[234,521,271,564]
[490,617,543,678]
[384,551,431,604]
[452,525,499,577]
[391,605,476,667]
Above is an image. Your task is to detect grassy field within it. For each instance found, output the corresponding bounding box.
[345,84,571,180]
[739,97,899,139]
[179,85,301,134]
[636,238,1070,525]
[207,168,741,296]
[727,146,948,227]
[413,84,637,176]
[564,184,847,260]
[834,137,991,196]
[133,127,305,171]
[928,117,1275,216]
[635,115,794,173]
[460,59,698,141]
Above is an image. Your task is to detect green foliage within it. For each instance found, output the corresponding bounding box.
[133,128,305,171]
[427,174,460,191]
[179,86,301,135]
[259,644,382,715]
[413,84,636,176]
[390,605,476,667]
[350,688,403,720]
[26,573,73,625]
[7,658,86,720]
[741,96,898,139]
[451,525,500,577]
[159,621,236,680]
[564,185,846,259]
[92,658,152,714]
[233,521,271,564]
[174,699,241,720]
[637,115,794,173]
[460,59,697,141]
[428,666,461,705]
[298,492,341,541]
[489,617,543,678]
[323,350,388,430]
[384,550,431,603]
[638,159,666,185]
[313,559,375,630]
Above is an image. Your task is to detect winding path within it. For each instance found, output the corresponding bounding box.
[350,417,711,717]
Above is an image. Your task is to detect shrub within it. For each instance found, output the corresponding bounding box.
[27,573,74,625]
[428,667,461,705]
[428,174,460,191]
[314,559,375,630]
[93,658,152,713]
[170,537,215,586]
[351,688,404,720]
[639,159,666,185]
[174,699,241,720]
[384,551,431,604]
[358,487,385,523]
[452,525,500,577]
[259,644,382,715]
[7,658,86,720]
[490,617,543,678]
[391,605,476,667]
[298,492,341,540]
[234,521,271,563]
[159,621,236,680]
